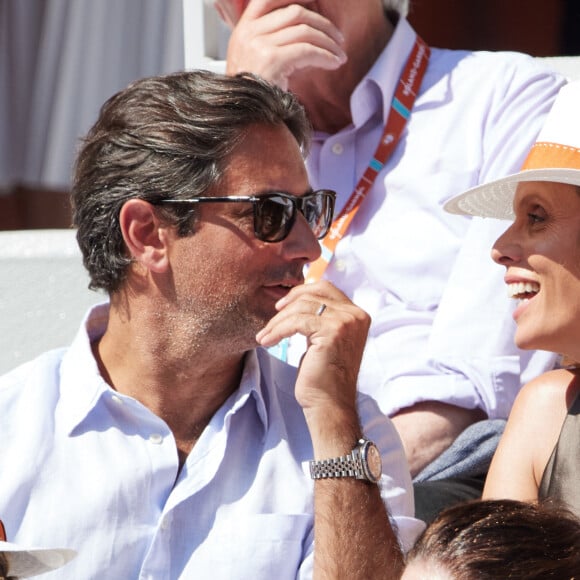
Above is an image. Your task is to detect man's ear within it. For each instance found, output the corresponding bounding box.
[119,199,170,274]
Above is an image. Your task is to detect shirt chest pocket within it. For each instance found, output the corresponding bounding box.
[181,514,312,580]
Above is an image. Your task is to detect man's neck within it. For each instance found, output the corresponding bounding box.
[93,304,246,463]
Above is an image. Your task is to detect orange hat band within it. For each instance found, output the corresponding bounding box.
[522,141,580,171]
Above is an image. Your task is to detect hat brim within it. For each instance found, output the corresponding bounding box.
[0,541,76,577]
[444,168,580,219]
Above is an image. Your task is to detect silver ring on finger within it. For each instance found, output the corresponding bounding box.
[315,303,327,317]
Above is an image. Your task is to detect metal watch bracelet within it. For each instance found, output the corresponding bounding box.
[309,454,363,479]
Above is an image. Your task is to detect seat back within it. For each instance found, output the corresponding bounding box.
[536,55,580,80]
[0,229,104,374]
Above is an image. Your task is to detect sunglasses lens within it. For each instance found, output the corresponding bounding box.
[254,195,294,242]
[303,192,334,239]
[253,191,335,242]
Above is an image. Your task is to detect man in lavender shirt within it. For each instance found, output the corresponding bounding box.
[213,0,566,519]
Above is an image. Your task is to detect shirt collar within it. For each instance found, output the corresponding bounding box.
[229,348,269,434]
[350,17,418,129]
[59,303,113,434]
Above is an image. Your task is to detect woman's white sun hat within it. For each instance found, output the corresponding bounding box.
[0,541,76,578]
[444,80,580,219]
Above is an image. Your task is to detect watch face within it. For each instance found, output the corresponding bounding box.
[364,442,383,482]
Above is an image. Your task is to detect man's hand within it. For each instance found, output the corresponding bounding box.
[256,280,369,431]
[218,0,347,90]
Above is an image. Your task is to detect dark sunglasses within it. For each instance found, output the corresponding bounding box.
[157,189,336,243]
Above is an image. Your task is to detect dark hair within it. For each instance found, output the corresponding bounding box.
[71,70,311,293]
[406,499,580,579]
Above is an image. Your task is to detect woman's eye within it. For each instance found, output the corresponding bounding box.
[527,212,544,223]
[526,204,547,225]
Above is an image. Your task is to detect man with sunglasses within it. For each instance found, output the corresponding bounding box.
[213,0,567,520]
[0,71,422,578]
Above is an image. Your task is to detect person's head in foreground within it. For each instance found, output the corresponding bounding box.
[402,499,580,579]
[445,80,580,362]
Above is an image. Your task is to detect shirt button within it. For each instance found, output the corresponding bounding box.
[111,395,123,405]
[149,433,163,444]
[334,259,347,272]
[331,142,344,155]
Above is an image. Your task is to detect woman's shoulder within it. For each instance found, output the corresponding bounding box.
[517,368,580,412]
[484,368,578,499]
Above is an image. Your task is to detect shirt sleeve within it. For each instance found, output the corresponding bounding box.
[358,393,426,550]
[420,216,558,418]
[360,216,558,419]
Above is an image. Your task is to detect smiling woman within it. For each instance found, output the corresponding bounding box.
[444,80,580,517]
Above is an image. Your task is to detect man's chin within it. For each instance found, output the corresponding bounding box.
[240,311,277,342]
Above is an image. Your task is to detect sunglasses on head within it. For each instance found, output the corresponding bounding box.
[157,189,336,243]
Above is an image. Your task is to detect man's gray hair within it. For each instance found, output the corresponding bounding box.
[383,0,409,17]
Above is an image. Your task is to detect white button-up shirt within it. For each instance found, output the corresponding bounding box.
[289,17,565,419]
[0,304,422,579]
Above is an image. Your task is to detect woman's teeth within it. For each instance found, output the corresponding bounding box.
[507,281,540,299]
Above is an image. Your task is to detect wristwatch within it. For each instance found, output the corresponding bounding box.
[309,437,382,483]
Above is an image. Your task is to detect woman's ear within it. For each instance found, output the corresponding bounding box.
[119,199,170,274]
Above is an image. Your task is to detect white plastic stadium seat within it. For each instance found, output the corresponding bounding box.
[537,55,580,80]
[0,229,104,374]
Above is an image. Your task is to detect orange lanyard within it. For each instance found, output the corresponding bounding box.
[305,35,430,284]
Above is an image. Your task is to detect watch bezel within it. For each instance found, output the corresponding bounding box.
[359,438,382,483]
